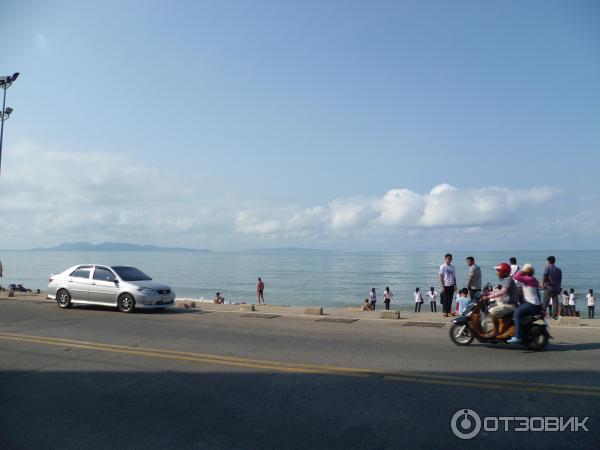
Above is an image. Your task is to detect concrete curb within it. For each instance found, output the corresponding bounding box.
[3,294,599,329]
[557,316,582,326]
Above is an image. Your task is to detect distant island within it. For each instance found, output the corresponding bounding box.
[244,247,334,252]
[30,242,210,252]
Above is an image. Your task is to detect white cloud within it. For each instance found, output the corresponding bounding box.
[0,141,583,250]
[329,198,373,230]
[375,189,425,226]
[235,184,560,238]
[419,185,557,227]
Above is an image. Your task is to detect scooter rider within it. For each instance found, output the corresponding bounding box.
[507,264,542,344]
[483,262,519,336]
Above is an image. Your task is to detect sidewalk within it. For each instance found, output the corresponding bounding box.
[2,291,598,328]
[176,300,600,327]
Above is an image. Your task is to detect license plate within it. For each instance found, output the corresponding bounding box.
[161,296,169,303]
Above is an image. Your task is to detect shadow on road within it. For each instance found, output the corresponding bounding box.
[0,369,597,450]
[61,304,202,315]
[478,341,600,353]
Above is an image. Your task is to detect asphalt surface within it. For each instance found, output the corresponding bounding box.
[1,299,599,450]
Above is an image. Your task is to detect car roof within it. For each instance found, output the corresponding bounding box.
[64,264,122,272]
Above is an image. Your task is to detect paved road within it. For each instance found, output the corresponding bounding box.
[1,299,599,449]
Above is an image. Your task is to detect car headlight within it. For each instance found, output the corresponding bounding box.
[137,287,156,295]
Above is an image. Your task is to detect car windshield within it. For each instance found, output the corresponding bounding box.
[111,266,152,281]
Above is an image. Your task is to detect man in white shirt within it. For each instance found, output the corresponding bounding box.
[439,253,457,317]
[509,257,520,277]
[510,257,523,303]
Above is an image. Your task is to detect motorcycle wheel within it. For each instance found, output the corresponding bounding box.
[449,324,474,346]
[524,325,549,352]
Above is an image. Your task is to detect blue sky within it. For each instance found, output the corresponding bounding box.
[1,0,599,250]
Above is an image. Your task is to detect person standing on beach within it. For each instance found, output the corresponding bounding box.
[426,287,438,312]
[509,257,520,277]
[587,289,595,319]
[256,278,265,305]
[369,288,377,310]
[568,288,577,316]
[0,259,3,291]
[439,253,457,317]
[465,256,482,300]
[562,290,570,316]
[383,287,393,310]
[510,257,524,304]
[414,288,423,313]
[542,256,562,319]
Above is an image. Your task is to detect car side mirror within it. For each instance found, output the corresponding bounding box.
[114,279,119,285]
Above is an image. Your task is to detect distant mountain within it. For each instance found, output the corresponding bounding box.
[30,242,210,252]
[244,247,334,252]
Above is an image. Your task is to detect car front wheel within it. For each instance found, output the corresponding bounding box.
[118,294,135,313]
[56,289,72,309]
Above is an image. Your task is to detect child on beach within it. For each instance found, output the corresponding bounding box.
[562,290,570,316]
[361,298,373,311]
[569,288,577,316]
[426,287,438,312]
[455,288,470,315]
[213,292,224,304]
[383,287,393,311]
[414,287,424,313]
[369,288,377,310]
[587,289,595,319]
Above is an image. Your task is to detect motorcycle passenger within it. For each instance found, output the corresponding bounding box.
[485,263,519,336]
[507,264,542,344]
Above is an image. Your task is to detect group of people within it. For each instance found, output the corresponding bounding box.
[361,253,596,325]
[550,288,595,319]
[441,254,596,343]
[213,277,266,305]
[361,287,394,311]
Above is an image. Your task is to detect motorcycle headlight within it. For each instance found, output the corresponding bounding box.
[137,287,155,295]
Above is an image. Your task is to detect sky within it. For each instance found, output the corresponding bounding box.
[1,0,599,250]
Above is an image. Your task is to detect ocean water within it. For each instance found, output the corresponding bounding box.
[0,250,597,311]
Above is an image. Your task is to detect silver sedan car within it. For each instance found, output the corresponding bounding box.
[47,264,176,313]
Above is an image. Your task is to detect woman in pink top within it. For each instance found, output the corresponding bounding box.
[507,264,542,344]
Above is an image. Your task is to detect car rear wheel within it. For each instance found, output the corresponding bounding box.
[118,294,135,313]
[56,289,72,309]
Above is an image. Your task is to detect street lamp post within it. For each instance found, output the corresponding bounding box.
[0,72,20,177]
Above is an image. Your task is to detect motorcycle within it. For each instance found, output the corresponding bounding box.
[449,291,551,351]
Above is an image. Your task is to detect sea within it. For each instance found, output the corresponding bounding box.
[1,250,597,312]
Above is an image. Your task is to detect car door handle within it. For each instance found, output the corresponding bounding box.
[91,282,96,285]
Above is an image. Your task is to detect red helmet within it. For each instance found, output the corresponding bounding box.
[495,262,511,278]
